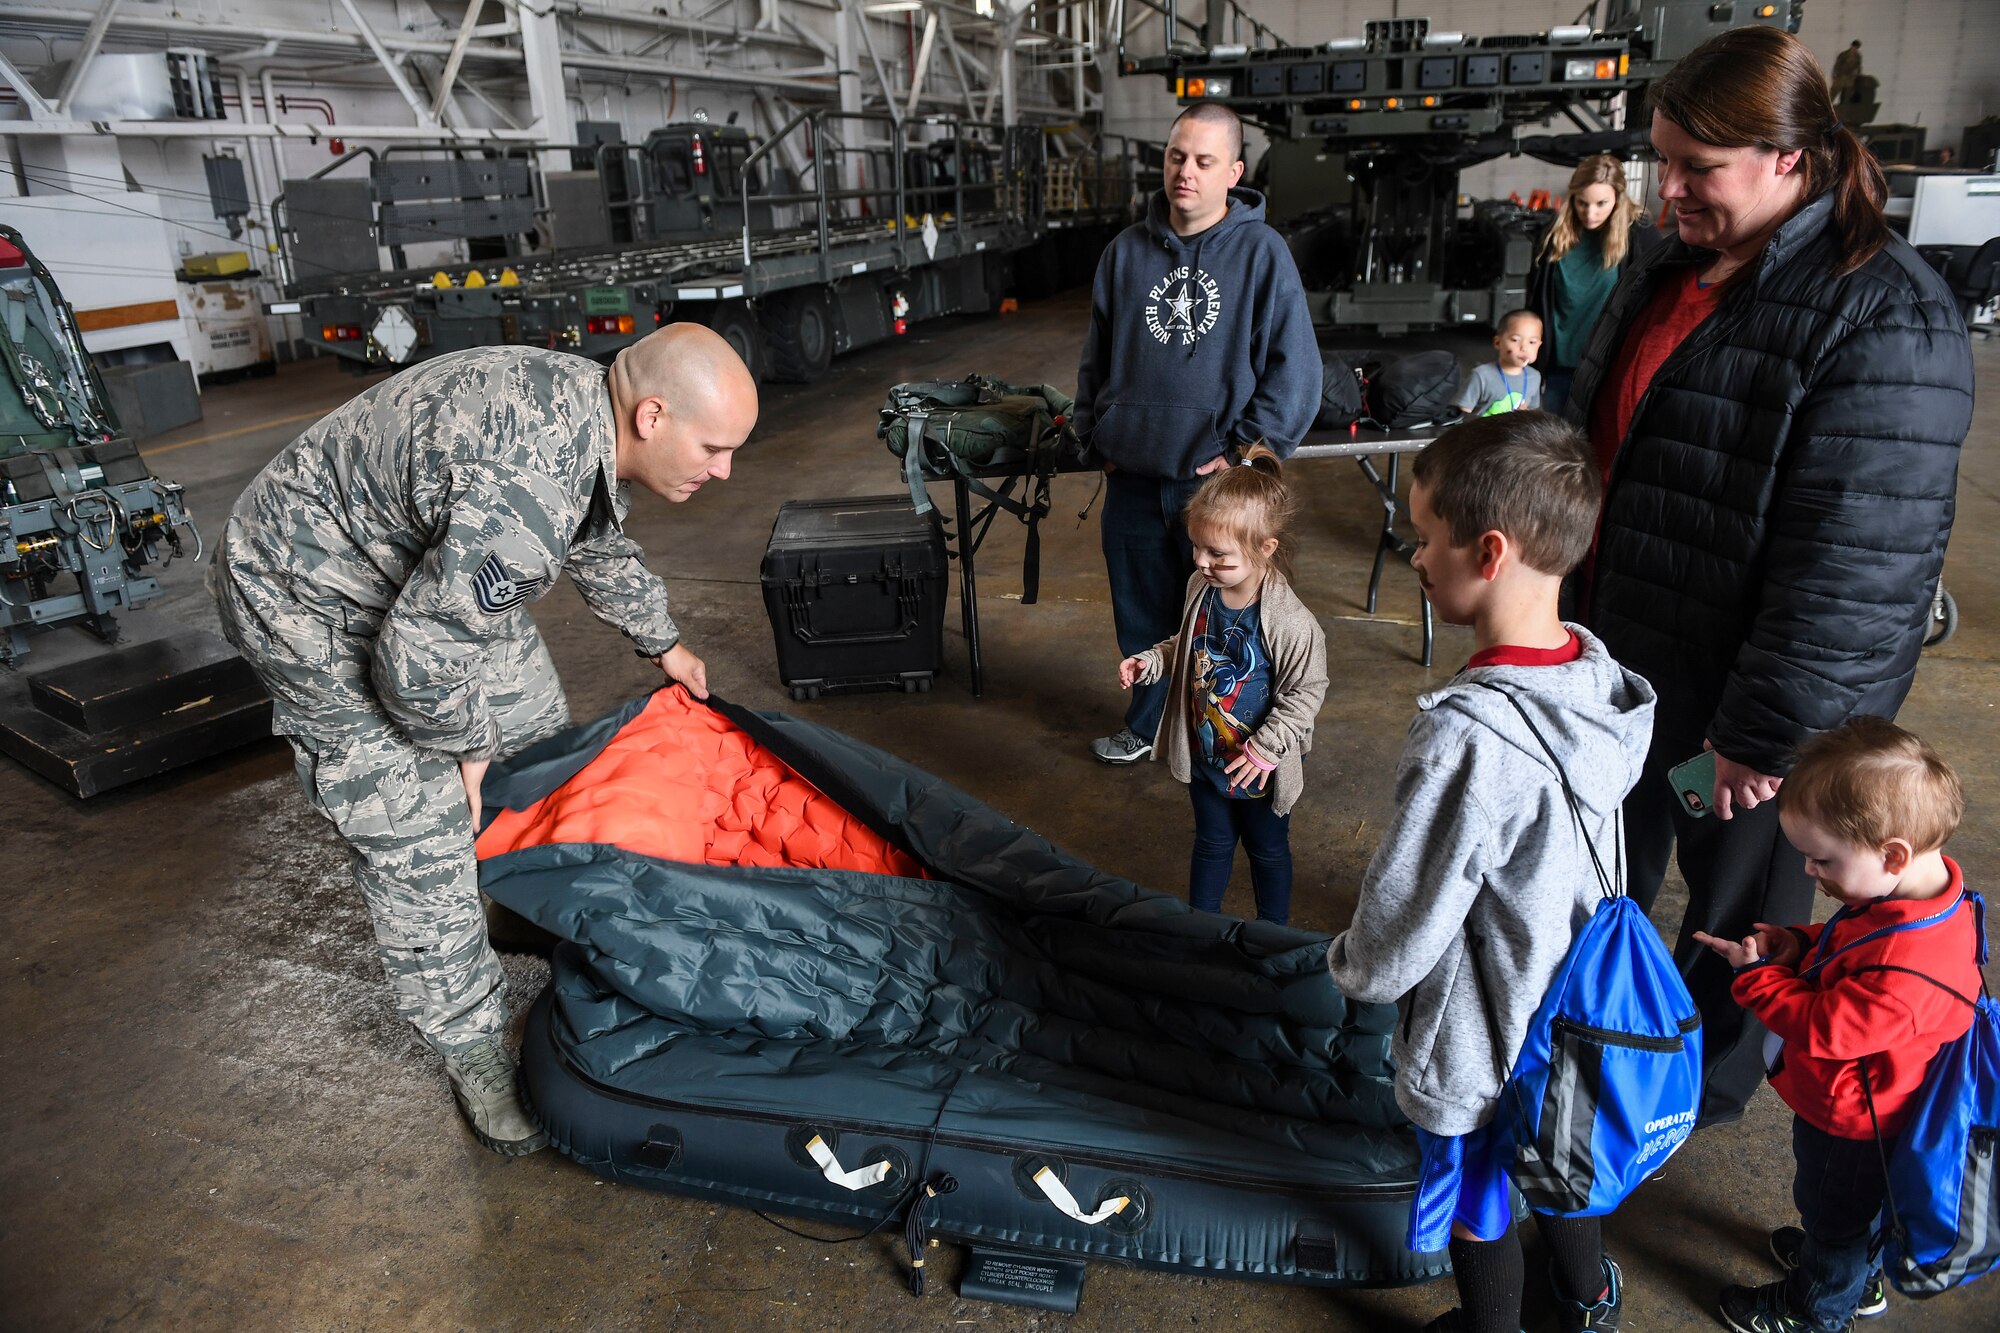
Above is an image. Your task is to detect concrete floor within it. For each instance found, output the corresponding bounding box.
[4,295,1997,1332]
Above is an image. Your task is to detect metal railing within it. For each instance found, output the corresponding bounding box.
[738,109,1040,284]
[1044,132,1162,223]
[1118,0,1288,66]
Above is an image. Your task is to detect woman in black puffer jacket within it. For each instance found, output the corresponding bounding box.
[1567,27,1973,1131]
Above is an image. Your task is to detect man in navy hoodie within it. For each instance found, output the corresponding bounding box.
[1076,102,1320,763]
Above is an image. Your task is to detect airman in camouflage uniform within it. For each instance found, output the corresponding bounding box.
[212,325,758,1154]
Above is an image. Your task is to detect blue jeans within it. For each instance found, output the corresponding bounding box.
[1788,1116,1887,1331]
[1187,778,1293,924]
[1101,471,1200,740]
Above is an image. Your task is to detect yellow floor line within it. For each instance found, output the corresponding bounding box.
[141,405,338,456]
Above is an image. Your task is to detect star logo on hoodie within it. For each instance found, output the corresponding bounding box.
[1144,265,1222,347]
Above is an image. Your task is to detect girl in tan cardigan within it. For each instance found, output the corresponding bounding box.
[1118,451,1329,924]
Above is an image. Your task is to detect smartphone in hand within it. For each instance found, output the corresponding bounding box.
[1667,749,1718,818]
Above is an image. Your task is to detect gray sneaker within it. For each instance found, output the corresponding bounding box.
[443,1038,548,1157]
[1092,727,1153,764]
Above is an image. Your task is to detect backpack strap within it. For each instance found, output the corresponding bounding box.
[1461,681,1622,1123]
[901,405,934,514]
[1855,1057,1910,1263]
[1468,680,1618,901]
[1970,889,1989,968]
[1841,964,1980,1010]
[1800,890,1968,982]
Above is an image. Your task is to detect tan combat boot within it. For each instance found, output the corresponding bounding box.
[442,1038,548,1156]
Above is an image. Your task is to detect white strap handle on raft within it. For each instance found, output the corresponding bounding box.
[804,1134,893,1191]
[1032,1166,1129,1226]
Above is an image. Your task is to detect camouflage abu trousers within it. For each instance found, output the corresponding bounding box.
[212,563,570,1053]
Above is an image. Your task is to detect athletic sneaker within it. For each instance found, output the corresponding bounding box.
[1557,1255,1623,1333]
[1091,727,1153,763]
[1719,1278,1848,1333]
[1769,1226,1888,1317]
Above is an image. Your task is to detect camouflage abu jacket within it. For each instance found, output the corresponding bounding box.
[216,347,678,757]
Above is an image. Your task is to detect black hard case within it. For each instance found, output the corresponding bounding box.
[760,496,948,699]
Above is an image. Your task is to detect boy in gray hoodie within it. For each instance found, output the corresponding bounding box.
[1328,413,1656,1333]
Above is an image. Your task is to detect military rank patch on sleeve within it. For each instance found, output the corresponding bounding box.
[472,551,547,614]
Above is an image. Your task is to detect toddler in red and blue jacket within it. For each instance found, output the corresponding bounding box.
[1695,717,1983,1333]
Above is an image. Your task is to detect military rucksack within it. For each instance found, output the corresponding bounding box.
[878,375,1088,604]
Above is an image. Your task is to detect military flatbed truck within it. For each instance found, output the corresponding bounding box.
[282,111,1147,381]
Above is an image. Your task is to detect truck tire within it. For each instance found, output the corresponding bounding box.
[762,288,835,383]
[707,302,767,384]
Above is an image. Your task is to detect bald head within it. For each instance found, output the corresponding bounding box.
[611,322,757,427]
[610,322,759,503]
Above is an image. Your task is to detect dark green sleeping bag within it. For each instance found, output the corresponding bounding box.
[477,690,1441,1293]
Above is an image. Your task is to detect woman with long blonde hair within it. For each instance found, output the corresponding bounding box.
[1526,154,1650,413]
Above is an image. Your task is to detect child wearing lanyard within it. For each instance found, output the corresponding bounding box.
[1457,310,1546,418]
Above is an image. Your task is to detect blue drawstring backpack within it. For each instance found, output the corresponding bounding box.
[1474,685,1705,1216]
[1851,890,1998,1296]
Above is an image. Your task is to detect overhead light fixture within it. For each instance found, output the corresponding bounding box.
[974,0,993,14]
[1015,34,1053,47]
[863,1,925,12]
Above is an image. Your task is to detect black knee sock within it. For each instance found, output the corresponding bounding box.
[1534,1212,1608,1305]
[1450,1229,1525,1333]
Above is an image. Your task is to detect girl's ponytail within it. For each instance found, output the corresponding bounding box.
[1187,444,1296,583]
[1239,440,1284,480]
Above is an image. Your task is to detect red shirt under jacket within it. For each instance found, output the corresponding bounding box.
[1588,268,1722,482]
[1732,859,1983,1140]
[1464,631,1583,672]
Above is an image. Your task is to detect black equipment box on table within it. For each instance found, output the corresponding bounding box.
[760,496,948,700]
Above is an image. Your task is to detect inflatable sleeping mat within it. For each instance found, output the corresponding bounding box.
[475,687,1444,1290]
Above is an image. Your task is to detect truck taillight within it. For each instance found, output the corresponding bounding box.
[586,315,636,335]
[320,323,362,341]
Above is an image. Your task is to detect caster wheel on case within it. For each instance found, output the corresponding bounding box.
[903,677,919,694]
[1924,586,1959,648]
[789,685,806,702]
[917,676,932,693]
